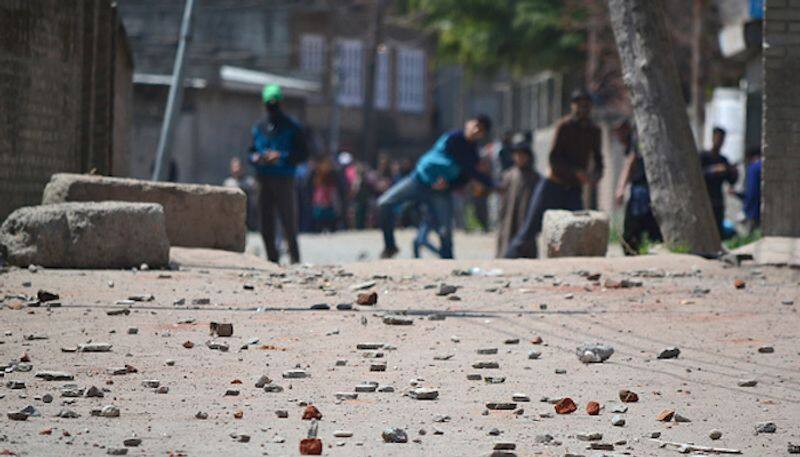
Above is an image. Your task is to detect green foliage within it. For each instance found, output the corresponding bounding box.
[400,0,586,76]
[723,229,762,251]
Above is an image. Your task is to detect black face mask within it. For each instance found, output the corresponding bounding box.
[266,102,280,122]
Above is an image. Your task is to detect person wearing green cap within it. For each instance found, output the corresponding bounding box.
[248,84,309,264]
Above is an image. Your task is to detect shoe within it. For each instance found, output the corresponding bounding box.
[379,246,399,259]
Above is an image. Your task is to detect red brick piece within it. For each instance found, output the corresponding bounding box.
[734,279,746,289]
[656,409,675,421]
[356,292,378,306]
[302,405,323,420]
[555,397,577,414]
[619,389,639,403]
[299,438,322,455]
[586,401,601,415]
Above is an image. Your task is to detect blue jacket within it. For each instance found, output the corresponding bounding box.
[249,113,307,177]
[415,130,493,190]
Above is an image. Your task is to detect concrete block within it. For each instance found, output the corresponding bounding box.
[542,210,609,258]
[0,202,169,269]
[42,174,246,252]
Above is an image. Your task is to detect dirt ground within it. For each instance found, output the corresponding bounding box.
[0,250,798,456]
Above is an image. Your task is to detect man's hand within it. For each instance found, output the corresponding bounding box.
[263,151,281,164]
[575,171,591,186]
[431,177,449,191]
[614,188,625,206]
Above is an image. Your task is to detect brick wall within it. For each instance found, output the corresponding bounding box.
[762,0,800,235]
[0,0,116,221]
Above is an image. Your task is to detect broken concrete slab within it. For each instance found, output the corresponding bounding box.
[0,202,169,269]
[542,210,609,258]
[42,173,246,252]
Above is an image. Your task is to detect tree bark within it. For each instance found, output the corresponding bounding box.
[607,0,720,255]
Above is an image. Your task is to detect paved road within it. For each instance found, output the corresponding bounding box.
[247,229,624,264]
[246,229,498,264]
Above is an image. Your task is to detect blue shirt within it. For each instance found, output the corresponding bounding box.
[743,159,761,224]
[249,113,306,177]
[415,130,493,190]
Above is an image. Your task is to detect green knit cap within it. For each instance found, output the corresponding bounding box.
[262,84,283,103]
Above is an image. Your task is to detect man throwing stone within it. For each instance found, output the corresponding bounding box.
[378,115,494,259]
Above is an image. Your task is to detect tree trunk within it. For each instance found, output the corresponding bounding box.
[607,0,720,255]
[690,0,705,140]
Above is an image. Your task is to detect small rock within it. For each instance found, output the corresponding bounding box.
[224,389,239,396]
[275,410,289,418]
[123,438,142,447]
[84,385,104,397]
[370,362,387,372]
[382,427,408,443]
[309,303,330,310]
[409,388,439,400]
[6,380,25,389]
[576,343,614,363]
[611,415,626,426]
[738,379,758,387]
[512,393,530,402]
[709,429,722,440]
[100,405,120,418]
[472,361,499,369]
[436,283,457,296]
[107,448,128,455]
[333,430,353,438]
[142,380,160,388]
[758,346,774,354]
[734,279,746,289]
[674,413,691,423]
[78,342,113,352]
[577,432,603,441]
[477,347,499,355]
[383,315,413,326]
[283,369,309,379]
[57,409,79,418]
[7,410,29,421]
[35,371,73,381]
[209,322,233,337]
[656,410,675,421]
[42,394,53,403]
[657,347,681,359]
[195,411,208,419]
[788,442,800,454]
[527,350,541,360]
[755,422,776,434]
[486,402,516,410]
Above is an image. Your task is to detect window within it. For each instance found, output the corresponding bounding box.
[336,39,363,107]
[300,34,325,74]
[374,47,390,109]
[396,47,425,113]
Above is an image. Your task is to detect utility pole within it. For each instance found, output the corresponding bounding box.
[361,0,386,166]
[151,0,195,181]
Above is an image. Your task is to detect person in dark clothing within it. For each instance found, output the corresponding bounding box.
[497,130,515,171]
[699,127,738,239]
[248,84,308,264]
[378,115,494,259]
[613,120,661,254]
[504,89,602,258]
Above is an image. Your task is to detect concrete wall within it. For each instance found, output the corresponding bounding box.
[0,0,118,222]
[762,0,800,236]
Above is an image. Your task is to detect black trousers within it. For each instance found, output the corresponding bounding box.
[258,175,300,264]
[505,178,583,258]
[622,205,662,255]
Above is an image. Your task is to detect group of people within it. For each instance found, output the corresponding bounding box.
[236,84,760,264]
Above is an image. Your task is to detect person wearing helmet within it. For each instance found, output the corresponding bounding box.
[248,84,309,264]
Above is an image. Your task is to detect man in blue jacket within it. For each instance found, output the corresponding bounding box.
[249,84,308,264]
[377,115,494,259]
